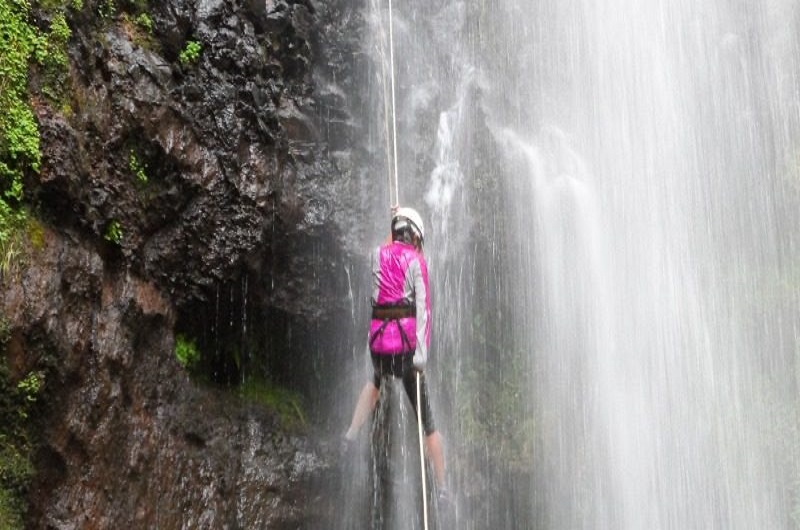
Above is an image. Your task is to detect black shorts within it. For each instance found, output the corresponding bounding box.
[371,352,436,435]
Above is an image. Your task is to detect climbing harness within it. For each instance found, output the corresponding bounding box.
[369,302,416,353]
[371,303,416,321]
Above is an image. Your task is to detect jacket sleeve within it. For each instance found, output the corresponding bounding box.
[366,247,381,351]
[370,247,381,304]
[407,256,430,363]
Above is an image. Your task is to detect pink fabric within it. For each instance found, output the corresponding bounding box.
[369,241,430,355]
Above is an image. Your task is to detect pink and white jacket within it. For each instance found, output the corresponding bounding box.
[368,241,430,362]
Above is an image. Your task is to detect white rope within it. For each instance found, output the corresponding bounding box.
[416,371,430,530]
[385,3,428,524]
[380,18,394,207]
[387,0,400,207]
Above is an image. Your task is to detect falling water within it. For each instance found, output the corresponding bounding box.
[343,0,800,528]
[486,2,800,528]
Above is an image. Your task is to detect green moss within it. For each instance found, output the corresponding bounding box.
[239,379,307,431]
[1,0,80,276]
[39,0,82,10]
[0,330,42,529]
[98,0,115,19]
[0,204,29,281]
[103,219,122,244]
[0,420,35,527]
[133,12,152,33]
[120,10,156,50]
[0,207,48,282]
[128,150,148,184]
[38,5,81,109]
[0,483,25,529]
[174,334,199,371]
[0,0,42,200]
[179,40,202,66]
[25,218,44,251]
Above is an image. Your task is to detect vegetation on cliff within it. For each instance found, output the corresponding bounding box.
[0,0,41,281]
[0,0,79,525]
[0,0,41,198]
[0,0,78,275]
[0,319,42,527]
[0,0,358,525]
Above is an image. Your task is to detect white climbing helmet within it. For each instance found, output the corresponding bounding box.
[392,207,425,243]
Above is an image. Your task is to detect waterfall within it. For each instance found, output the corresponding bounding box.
[342,0,800,528]
[492,2,800,528]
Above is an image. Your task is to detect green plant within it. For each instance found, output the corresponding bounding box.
[48,13,71,52]
[37,12,72,106]
[174,334,199,371]
[16,373,42,408]
[0,208,47,282]
[39,0,83,9]
[179,40,202,66]
[26,218,44,250]
[0,202,29,281]
[0,482,25,530]
[133,12,152,33]
[103,219,122,244]
[1,0,80,268]
[239,378,307,431]
[98,0,115,19]
[128,150,148,184]
[120,10,156,50]
[1,0,81,180]
[30,1,82,108]
[0,0,42,200]
[0,360,40,528]
[0,441,30,529]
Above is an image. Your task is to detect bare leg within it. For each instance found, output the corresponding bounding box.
[345,382,379,440]
[425,430,445,489]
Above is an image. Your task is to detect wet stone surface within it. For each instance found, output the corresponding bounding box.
[2,0,370,527]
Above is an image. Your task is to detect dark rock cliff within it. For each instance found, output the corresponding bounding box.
[1,0,369,527]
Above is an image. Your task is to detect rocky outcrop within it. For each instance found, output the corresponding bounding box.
[2,0,368,527]
[34,0,359,313]
[3,228,330,528]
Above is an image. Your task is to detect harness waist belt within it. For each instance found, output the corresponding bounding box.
[372,305,416,320]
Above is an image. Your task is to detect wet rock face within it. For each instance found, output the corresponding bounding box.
[4,0,367,527]
[34,0,362,314]
[2,230,331,528]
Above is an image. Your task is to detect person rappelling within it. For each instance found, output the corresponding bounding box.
[342,207,448,502]
[341,1,450,527]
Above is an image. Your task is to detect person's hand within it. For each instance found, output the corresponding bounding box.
[390,204,399,216]
[413,351,427,372]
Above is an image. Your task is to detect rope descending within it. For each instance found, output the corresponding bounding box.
[387,0,400,208]
[386,3,428,528]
